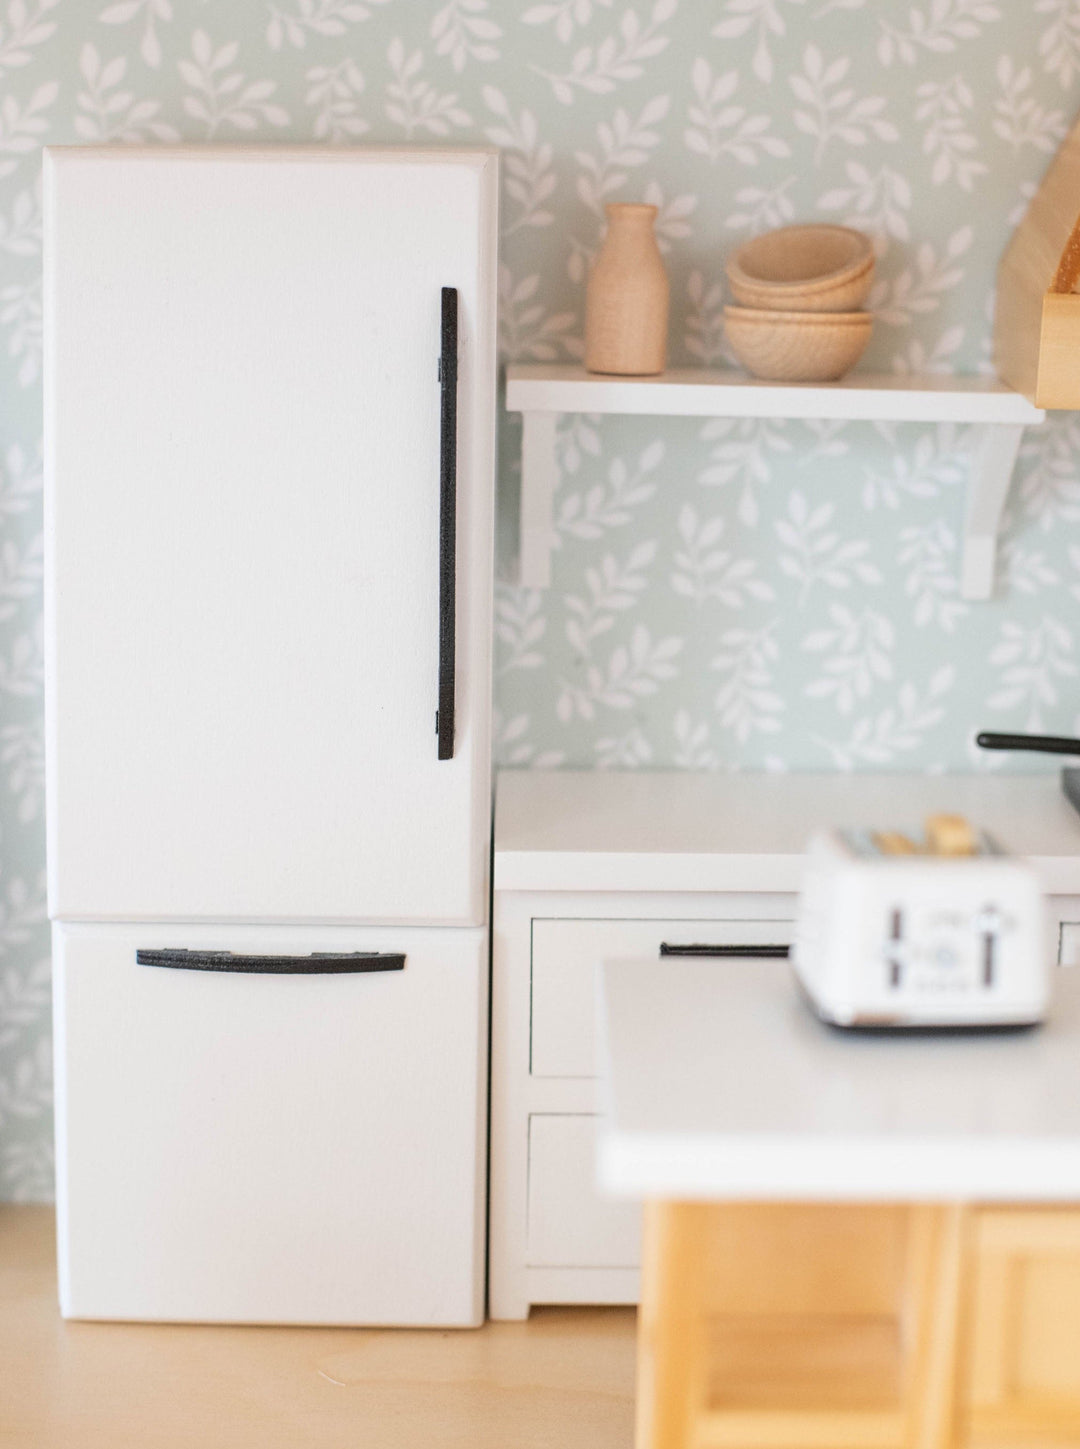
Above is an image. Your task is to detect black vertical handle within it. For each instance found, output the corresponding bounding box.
[437,287,458,761]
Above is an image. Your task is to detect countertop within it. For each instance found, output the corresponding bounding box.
[597,955,1080,1201]
[494,770,1080,894]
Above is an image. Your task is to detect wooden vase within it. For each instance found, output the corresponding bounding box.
[585,203,669,376]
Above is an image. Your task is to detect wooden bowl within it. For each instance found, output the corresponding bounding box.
[724,306,873,382]
[726,225,874,313]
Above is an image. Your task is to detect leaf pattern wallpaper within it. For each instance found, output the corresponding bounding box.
[1,0,1080,1198]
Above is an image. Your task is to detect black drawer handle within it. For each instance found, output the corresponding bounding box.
[659,943,790,959]
[436,285,458,762]
[136,949,406,975]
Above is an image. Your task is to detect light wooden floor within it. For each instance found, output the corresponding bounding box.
[0,1207,636,1449]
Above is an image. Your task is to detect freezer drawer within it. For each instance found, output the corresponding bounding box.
[53,921,487,1325]
[45,147,497,926]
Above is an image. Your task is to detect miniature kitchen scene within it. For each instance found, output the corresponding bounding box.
[5,4,1080,1448]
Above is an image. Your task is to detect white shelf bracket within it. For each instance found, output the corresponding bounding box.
[519,411,558,589]
[509,370,1042,597]
[961,424,1026,601]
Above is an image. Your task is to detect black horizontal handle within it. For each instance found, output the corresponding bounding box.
[976,731,1080,757]
[659,943,790,959]
[136,949,405,975]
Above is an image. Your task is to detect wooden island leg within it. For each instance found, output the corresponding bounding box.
[634,1201,974,1449]
[636,1201,711,1449]
[905,1205,971,1449]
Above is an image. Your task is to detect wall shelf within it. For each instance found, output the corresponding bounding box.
[504,364,1046,599]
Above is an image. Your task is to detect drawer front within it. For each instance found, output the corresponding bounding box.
[531,916,793,1079]
[1061,923,1080,965]
[526,1115,641,1269]
[54,921,486,1325]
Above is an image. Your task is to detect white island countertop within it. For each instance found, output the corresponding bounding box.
[597,956,1080,1202]
[494,771,1080,896]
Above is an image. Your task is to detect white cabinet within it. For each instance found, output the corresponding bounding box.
[54,921,487,1325]
[490,770,1080,1320]
[531,916,793,1079]
[45,147,497,927]
[527,1115,642,1269]
[492,895,794,1318]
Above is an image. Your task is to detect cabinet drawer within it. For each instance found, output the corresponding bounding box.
[530,917,793,1079]
[526,1115,641,1269]
[54,921,486,1325]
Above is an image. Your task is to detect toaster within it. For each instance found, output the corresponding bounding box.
[792,817,1050,1029]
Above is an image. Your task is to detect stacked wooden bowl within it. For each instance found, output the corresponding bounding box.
[724,225,874,382]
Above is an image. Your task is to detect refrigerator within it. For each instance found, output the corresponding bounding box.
[43,145,498,1326]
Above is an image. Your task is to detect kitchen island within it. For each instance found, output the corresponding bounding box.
[598,954,1080,1448]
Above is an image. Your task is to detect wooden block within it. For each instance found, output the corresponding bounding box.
[1033,293,1080,409]
[995,112,1080,408]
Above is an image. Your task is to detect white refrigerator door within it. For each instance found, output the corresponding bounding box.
[53,921,487,1325]
[44,147,497,926]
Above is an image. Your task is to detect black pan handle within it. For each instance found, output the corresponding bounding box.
[659,943,790,958]
[976,731,1080,757]
[437,286,458,762]
[137,949,405,975]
